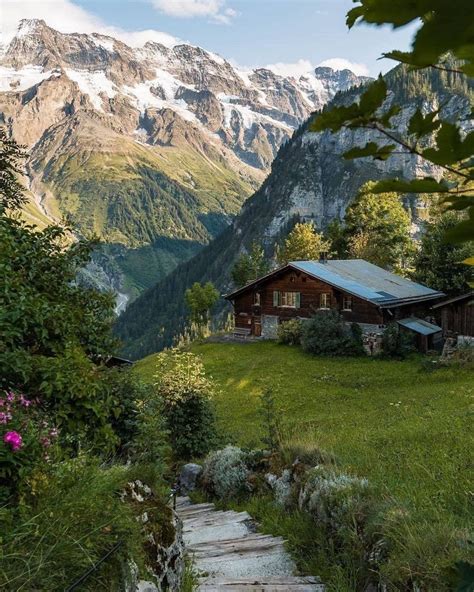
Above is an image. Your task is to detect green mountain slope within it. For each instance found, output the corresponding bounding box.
[114,63,473,358]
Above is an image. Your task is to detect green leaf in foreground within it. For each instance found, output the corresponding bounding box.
[344,142,395,161]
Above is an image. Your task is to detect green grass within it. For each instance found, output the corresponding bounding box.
[137,341,473,526]
[137,342,474,589]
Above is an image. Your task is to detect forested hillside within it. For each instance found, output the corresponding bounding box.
[115,62,473,358]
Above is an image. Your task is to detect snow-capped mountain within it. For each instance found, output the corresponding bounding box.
[0,19,370,303]
[0,19,370,167]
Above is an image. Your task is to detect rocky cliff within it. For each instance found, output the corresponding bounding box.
[115,63,473,358]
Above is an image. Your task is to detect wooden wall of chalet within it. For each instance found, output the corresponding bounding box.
[439,301,474,337]
[232,267,384,327]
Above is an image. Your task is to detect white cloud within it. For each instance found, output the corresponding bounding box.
[266,57,370,79]
[0,0,179,48]
[151,0,237,24]
[266,59,314,78]
[317,58,370,77]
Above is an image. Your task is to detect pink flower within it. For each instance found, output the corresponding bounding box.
[49,428,59,438]
[6,392,15,403]
[3,431,22,451]
[0,399,5,407]
[19,396,32,407]
[0,412,12,424]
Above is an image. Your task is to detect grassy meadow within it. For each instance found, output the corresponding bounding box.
[137,341,474,589]
[137,341,473,529]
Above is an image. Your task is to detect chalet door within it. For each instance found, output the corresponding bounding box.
[253,317,262,337]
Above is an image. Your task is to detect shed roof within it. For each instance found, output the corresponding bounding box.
[431,291,474,309]
[397,317,442,336]
[226,259,444,307]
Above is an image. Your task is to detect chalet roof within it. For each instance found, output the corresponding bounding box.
[431,291,474,309]
[226,259,444,307]
[397,317,442,336]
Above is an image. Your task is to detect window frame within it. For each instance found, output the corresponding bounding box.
[274,290,301,309]
[319,292,331,310]
[342,295,353,311]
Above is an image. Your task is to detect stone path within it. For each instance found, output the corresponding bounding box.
[176,497,325,591]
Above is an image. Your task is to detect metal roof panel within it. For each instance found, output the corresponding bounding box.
[397,317,442,336]
[290,260,443,304]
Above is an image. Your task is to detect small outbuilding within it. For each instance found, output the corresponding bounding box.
[431,291,474,339]
[396,317,443,353]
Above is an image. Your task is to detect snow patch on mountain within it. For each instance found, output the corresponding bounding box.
[0,65,59,92]
[65,69,117,111]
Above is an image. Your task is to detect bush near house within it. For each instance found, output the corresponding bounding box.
[301,310,365,357]
[277,318,303,346]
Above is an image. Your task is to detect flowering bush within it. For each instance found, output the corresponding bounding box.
[0,390,58,501]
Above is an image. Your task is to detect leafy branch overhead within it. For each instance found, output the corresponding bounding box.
[310,2,474,245]
[346,0,474,76]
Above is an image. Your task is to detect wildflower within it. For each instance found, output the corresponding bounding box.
[0,412,12,424]
[40,436,51,448]
[3,431,22,451]
[0,399,4,407]
[6,392,15,403]
[49,428,59,438]
[19,396,32,407]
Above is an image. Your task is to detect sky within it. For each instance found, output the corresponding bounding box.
[1,0,417,77]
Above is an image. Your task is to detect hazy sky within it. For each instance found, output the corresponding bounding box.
[2,0,417,76]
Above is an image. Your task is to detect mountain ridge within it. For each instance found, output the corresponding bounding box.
[0,19,370,303]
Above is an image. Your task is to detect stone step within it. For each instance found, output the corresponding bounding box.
[179,503,216,515]
[183,510,251,527]
[184,520,252,545]
[194,548,295,580]
[189,534,286,558]
[198,576,325,592]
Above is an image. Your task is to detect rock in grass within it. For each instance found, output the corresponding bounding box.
[178,463,203,494]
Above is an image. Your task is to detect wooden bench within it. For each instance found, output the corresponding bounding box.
[233,327,251,338]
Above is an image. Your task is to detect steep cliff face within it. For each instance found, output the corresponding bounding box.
[0,19,369,300]
[115,64,473,358]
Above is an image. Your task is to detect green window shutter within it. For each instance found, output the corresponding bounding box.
[295,292,301,308]
[273,291,280,307]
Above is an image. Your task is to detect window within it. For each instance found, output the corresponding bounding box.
[273,291,300,308]
[319,293,331,309]
[254,292,261,305]
[343,295,353,311]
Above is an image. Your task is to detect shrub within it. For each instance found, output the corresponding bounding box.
[154,350,218,459]
[299,465,376,536]
[381,323,414,359]
[277,319,303,346]
[202,446,250,500]
[0,456,169,591]
[301,311,365,356]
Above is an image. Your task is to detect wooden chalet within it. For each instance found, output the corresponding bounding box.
[431,292,474,339]
[225,259,444,347]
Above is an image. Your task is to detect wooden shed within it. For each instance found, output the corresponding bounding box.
[431,292,474,338]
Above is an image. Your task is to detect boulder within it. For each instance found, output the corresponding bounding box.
[178,463,203,494]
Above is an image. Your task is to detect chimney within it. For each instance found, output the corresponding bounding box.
[319,251,328,263]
